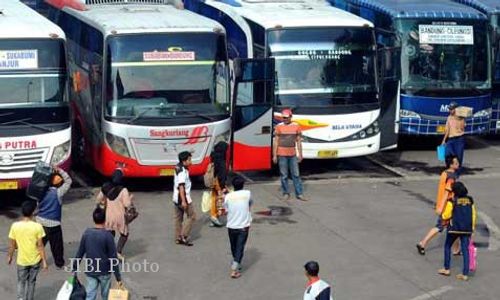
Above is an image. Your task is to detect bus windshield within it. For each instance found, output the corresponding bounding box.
[267,27,377,107]
[0,39,66,108]
[105,33,229,123]
[398,19,490,92]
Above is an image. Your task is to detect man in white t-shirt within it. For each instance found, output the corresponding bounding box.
[173,151,196,246]
[303,261,333,300]
[223,176,252,279]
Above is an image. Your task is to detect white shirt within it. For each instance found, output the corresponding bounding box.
[304,279,333,300]
[224,190,252,229]
[173,166,192,204]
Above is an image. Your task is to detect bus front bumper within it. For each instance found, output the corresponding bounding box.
[302,134,380,159]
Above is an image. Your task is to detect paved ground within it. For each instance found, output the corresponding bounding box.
[1,136,500,300]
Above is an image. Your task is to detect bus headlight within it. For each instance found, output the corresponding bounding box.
[106,133,130,158]
[400,109,421,119]
[51,141,70,165]
[473,108,491,118]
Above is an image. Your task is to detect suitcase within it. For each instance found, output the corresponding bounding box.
[26,161,53,201]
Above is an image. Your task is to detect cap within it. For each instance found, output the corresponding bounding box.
[282,108,292,118]
[448,102,459,110]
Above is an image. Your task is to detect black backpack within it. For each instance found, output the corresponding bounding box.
[26,161,52,201]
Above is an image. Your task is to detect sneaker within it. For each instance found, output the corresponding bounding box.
[282,194,291,201]
[456,274,469,281]
[210,216,223,227]
[297,195,308,201]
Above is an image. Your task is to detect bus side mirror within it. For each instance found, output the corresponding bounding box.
[233,58,275,83]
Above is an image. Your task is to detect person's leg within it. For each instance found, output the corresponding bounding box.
[443,233,458,272]
[99,275,112,300]
[183,204,196,239]
[42,226,49,246]
[289,156,304,197]
[420,227,440,248]
[278,156,290,197]
[456,136,465,167]
[85,276,99,300]
[117,233,129,254]
[460,235,470,276]
[210,188,218,219]
[173,205,183,241]
[25,263,40,300]
[17,265,29,300]
[234,228,249,267]
[50,225,65,268]
[228,228,238,268]
[445,138,456,157]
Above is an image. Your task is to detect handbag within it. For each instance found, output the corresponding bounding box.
[69,275,86,300]
[109,285,129,300]
[56,277,74,300]
[437,144,446,161]
[469,238,477,272]
[124,203,139,224]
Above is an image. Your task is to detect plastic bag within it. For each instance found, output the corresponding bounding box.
[201,191,212,213]
[437,144,446,162]
[469,238,477,272]
[109,286,129,300]
[56,277,74,300]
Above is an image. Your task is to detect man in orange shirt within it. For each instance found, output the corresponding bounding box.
[416,155,459,255]
[273,108,306,201]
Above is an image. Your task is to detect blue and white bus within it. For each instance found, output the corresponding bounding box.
[185,0,399,162]
[453,0,500,133]
[329,0,492,136]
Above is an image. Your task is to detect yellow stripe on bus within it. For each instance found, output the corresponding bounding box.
[111,61,215,67]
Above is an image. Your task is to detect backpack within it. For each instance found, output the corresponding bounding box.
[449,196,474,234]
[203,162,215,189]
[26,161,53,201]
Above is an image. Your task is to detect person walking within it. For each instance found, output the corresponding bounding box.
[209,141,229,227]
[438,182,476,281]
[173,151,196,246]
[417,155,460,255]
[223,176,252,278]
[97,169,133,260]
[273,108,306,201]
[36,166,72,269]
[7,201,48,300]
[72,206,123,300]
[303,261,333,300]
[441,101,466,168]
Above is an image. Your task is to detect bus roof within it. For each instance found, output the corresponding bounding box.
[61,3,225,35]
[339,0,486,20]
[207,0,373,29]
[454,0,500,15]
[0,0,65,39]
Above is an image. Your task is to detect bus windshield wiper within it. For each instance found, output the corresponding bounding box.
[0,118,53,132]
[177,109,217,121]
[127,107,157,124]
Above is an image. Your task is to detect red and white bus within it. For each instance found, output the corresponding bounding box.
[0,1,71,191]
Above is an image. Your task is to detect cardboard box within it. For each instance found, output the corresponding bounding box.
[455,106,473,118]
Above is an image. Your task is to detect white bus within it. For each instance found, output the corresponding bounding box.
[46,0,233,177]
[0,0,70,191]
[186,0,399,162]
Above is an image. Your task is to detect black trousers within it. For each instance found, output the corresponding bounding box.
[228,227,249,265]
[42,225,65,268]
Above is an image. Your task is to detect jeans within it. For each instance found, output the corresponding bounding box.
[446,136,465,167]
[444,233,470,275]
[85,274,111,300]
[17,262,41,300]
[228,228,249,270]
[42,225,65,267]
[278,156,303,196]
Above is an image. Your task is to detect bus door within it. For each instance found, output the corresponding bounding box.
[231,58,275,171]
[377,31,400,150]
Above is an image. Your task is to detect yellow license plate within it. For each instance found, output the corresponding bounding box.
[159,168,175,176]
[317,150,338,158]
[437,125,446,133]
[0,181,18,190]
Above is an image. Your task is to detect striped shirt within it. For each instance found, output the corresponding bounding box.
[275,122,301,157]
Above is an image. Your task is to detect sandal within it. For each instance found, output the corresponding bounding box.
[416,244,425,255]
[438,269,451,276]
[230,271,241,279]
[456,274,469,281]
[181,236,193,247]
[453,251,462,256]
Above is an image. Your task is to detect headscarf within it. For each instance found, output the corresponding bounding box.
[101,169,124,200]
